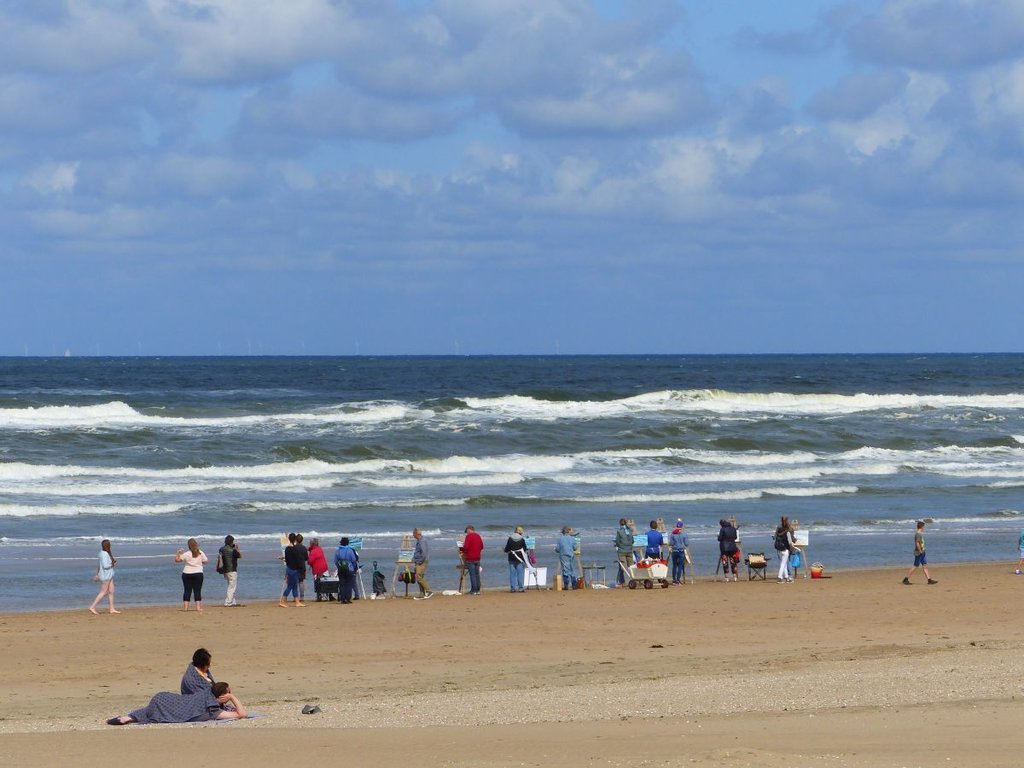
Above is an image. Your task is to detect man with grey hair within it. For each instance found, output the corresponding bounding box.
[412,528,433,599]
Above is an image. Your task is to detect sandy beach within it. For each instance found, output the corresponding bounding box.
[2,563,1022,767]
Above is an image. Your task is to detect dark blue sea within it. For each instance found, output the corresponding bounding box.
[2,354,1023,611]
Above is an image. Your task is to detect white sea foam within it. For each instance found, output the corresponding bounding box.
[554,485,857,504]
[0,401,430,431]
[410,455,574,474]
[245,499,468,511]
[4,389,1024,433]
[364,472,525,489]
[0,503,185,518]
[1,477,340,496]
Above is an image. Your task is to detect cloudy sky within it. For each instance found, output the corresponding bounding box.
[2,0,1023,355]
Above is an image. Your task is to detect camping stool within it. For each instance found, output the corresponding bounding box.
[582,563,606,587]
[744,552,769,581]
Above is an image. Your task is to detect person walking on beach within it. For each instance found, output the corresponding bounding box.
[175,538,208,612]
[412,528,433,599]
[461,525,484,595]
[89,539,120,614]
[669,520,689,584]
[1015,528,1024,574]
[555,526,577,589]
[218,535,242,607]
[504,525,528,592]
[903,520,938,585]
[614,518,635,586]
[280,533,307,607]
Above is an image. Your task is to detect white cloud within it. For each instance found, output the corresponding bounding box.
[22,162,79,194]
[0,1,154,75]
[842,0,1024,70]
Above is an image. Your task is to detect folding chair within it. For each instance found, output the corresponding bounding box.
[744,552,770,581]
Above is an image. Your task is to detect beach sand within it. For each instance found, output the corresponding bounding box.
[2,563,1022,767]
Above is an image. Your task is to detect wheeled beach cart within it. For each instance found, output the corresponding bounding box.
[619,558,670,589]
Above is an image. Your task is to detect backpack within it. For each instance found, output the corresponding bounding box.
[774,529,788,551]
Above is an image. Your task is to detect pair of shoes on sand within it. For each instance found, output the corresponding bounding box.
[902,577,938,585]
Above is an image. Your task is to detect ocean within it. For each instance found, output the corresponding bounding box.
[1,354,1022,611]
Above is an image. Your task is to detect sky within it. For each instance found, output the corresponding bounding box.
[2,0,1024,356]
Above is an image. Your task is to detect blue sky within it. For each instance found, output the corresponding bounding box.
[2,0,1023,355]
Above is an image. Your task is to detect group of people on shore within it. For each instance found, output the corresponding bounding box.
[89,517,970,612]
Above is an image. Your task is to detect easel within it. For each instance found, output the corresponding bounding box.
[792,521,809,579]
[656,517,668,560]
[574,533,584,589]
[391,534,415,597]
[454,536,469,594]
[522,536,543,590]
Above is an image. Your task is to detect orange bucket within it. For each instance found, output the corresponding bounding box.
[810,562,824,579]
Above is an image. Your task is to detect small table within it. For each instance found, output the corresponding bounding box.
[582,563,606,587]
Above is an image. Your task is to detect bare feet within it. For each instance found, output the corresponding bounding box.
[278,602,289,608]
[109,609,121,614]
[295,601,306,607]
[89,607,98,615]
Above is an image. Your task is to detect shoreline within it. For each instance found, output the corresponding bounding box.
[3,562,1023,766]
[4,556,1014,614]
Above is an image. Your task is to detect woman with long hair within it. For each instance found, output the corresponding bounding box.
[775,516,796,583]
[89,539,120,614]
[175,538,208,612]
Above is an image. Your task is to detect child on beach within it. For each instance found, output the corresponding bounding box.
[1015,529,1024,574]
[903,520,937,585]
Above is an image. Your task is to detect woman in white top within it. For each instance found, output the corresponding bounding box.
[175,538,208,613]
[89,539,120,614]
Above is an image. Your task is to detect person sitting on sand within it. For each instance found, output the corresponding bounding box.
[106,681,247,725]
[181,647,216,695]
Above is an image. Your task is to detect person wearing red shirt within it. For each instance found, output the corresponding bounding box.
[461,525,484,595]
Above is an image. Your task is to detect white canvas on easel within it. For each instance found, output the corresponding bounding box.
[795,530,809,546]
[525,567,547,588]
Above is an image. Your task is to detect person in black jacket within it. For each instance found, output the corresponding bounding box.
[718,518,740,582]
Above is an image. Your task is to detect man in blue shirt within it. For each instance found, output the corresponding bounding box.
[644,520,664,559]
[554,526,577,590]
